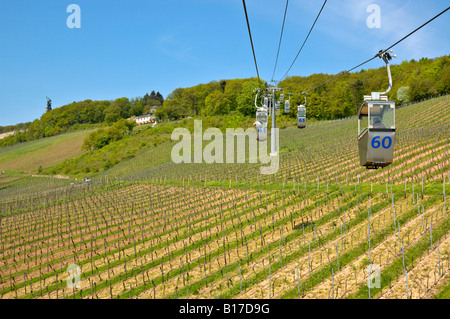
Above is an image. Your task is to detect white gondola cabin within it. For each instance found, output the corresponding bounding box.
[297,105,306,129]
[358,98,395,169]
[255,107,268,141]
[357,51,397,169]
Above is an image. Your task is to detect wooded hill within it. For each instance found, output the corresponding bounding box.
[159,55,449,120]
[140,55,450,121]
[1,55,448,148]
[0,91,164,147]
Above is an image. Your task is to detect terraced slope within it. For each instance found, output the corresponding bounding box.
[0,96,448,299]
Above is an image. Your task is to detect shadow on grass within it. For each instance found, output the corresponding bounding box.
[293,221,315,230]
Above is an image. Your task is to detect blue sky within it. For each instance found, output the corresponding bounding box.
[0,0,448,126]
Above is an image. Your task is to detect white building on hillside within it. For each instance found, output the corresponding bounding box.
[135,113,156,125]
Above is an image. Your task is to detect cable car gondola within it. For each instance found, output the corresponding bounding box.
[297,105,306,128]
[358,51,396,169]
[284,94,290,114]
[254,89,268,141]
[255,107,268,141]
[297,93,307,129]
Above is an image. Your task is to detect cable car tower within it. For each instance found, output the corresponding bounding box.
[357,51,396,169]
[268,85,282,156]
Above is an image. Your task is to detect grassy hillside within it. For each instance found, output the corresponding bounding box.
[0,130,93,173]
[41,114,300,178]
[0,95,448,300]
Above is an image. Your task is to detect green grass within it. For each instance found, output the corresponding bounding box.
[433,276,450,299]
[0,130,94,172]
[0,130,89,163]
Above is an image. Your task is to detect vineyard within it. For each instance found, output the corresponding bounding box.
[0,95,448,299]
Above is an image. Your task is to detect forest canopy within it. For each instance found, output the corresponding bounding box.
[0,91,164,147]
[156,55,449,120]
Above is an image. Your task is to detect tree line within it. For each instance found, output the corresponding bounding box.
[279,55,449,119]
[1,55,448,147]
[156,55,448,121]
[0,122,32,134]
[155,78,263,120]
[0,91,164,147]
